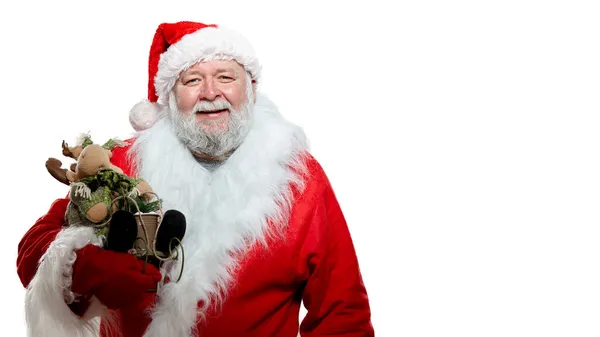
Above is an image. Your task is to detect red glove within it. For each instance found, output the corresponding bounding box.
[71,245,162,310]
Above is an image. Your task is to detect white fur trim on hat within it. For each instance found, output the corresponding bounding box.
[130,99,163,131]
[154,26,261,105]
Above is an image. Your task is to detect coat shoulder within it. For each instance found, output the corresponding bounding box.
[110,138,136,176]
[292,152,333,202]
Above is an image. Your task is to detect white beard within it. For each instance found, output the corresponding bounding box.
[129,93,309,337]
[167,76,254,157]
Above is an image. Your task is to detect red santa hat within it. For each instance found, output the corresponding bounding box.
[129,21,261,131]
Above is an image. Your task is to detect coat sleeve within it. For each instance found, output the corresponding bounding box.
[17,143,136,288]
[16,197,105,337]
[16,144,135,336]
[17,198,70,287]
[299,163,375,336]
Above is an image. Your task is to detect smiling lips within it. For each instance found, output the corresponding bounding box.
[196,109,229,118]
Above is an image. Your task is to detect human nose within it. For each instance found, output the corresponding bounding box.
[198,79,220,101]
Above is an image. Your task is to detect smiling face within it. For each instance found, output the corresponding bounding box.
[168,59,255,158]
[173,60,249,132]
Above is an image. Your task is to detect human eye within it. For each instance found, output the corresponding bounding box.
[218,75,235,82]
[184,77,200,85]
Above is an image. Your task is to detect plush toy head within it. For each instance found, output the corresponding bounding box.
[66,144,124,183]
[46,135,128,186]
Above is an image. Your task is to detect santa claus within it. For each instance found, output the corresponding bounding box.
[17,21,374,337]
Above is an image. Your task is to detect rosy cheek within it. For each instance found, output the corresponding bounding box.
[221,85,245,108]
[175,89,197,113]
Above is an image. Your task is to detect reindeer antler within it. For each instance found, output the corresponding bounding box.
[62,140,84,159]
[46,158,70,186]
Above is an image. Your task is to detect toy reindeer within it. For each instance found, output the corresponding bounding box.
[45,134,186,269]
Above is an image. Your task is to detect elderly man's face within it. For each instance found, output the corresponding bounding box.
[168,60,255,158]
[173,60,249,133]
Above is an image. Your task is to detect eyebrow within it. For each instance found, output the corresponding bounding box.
[215,68,237,74]
[182,68,238,76]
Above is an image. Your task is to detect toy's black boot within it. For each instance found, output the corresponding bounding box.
[155,210,187,256]
[105,210,138,253]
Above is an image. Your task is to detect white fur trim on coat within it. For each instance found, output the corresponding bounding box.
[25,226,105,337]
[154,26,261,105]
[130,93,308,337]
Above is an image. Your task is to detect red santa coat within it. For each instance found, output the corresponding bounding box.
[17,95,374,337]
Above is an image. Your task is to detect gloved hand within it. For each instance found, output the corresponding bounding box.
[71,244,162,310]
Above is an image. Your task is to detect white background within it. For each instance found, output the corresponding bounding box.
[1,0,599,336]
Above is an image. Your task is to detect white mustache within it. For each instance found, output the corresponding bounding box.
[194,99,232,113]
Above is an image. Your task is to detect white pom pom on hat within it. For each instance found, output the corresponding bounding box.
[129,21,261,131]
[129,100,162,132]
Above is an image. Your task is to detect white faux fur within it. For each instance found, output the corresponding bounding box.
[25,226,105,337]
[130,99,163,131]
[129,93,309,337]
[154,26,261,105]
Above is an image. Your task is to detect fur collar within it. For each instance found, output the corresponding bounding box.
[129,93,309,337]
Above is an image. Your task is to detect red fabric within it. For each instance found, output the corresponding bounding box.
[147,21,217,102]
[194,158,374,337]
[17,143,374,336]
[16,198,70,288]
[71,245,162,310]
[110,141,136,176]
[16,144,160,313]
